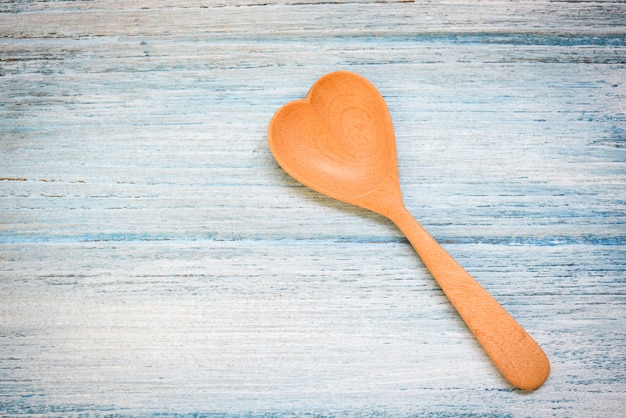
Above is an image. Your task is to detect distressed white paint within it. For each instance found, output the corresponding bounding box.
[1,0,625,416]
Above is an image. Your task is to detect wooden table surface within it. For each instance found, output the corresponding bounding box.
[1,1,625,416]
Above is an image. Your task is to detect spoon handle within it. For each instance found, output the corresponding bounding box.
[389,205,550,390]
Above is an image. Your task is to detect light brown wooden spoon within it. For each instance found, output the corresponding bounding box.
[267,70,550,390]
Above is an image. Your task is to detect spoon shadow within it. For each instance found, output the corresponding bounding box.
[270,160,397,236]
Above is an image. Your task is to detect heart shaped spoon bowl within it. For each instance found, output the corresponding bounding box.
[268,71,550,390]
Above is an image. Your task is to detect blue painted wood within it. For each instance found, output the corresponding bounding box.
[1,1,625,416]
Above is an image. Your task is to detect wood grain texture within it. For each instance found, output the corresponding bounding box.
[1,0,625,416]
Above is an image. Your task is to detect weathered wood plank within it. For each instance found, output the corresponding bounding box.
[1,0,625,416]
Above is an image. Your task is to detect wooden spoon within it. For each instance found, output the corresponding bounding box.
[267,70,550,390]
